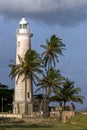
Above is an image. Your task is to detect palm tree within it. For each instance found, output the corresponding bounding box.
[39,35,65,114]
[49,79,84,111]
[60,79,84,109]
[9,49,43,114]
[9,49,43,83]
[36,67,65,112]
[41,34,65,68]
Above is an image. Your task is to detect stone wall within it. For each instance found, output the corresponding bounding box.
[0,114,22,118]
[81,112,87,115]
[50,110,75,123]
[62,111,75,123]
[0,111,75,123]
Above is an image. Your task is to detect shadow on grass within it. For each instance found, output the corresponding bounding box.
[0,123,53,129]
[0,123,87,130]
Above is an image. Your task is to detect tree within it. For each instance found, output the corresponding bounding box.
[0,83,14,112]
[61,79,84,109]
[36,67,65,112]
[9,49,43,114]
[41,34,65,68]
[0,83,8,89]
[50,79,84,110]
[37,35,65,113]
[9,49,43,83]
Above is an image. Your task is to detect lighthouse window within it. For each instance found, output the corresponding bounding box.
[28,92,30,98]
[23,24,27,29]
[18,41,20,47]
[20,24,27,29]
[20,24,22,29]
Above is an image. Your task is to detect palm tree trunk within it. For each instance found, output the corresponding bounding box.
[25,78,27,115]
[43,87,48,115]
[64,101,66,110]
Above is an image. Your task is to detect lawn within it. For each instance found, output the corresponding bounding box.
[0,113,87,130]
[70,113,87,124]
[68,112,87,127]
[0,122,87,130]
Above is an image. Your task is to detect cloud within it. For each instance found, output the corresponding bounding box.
[0,0,87,26]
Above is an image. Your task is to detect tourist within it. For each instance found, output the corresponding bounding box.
[69,102,75,111]
[40,110,43,117]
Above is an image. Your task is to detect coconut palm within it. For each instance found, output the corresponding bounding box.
[36,67,65,112]
[50,79,84,109]
[37,67,64,95]
[39,35,65,113]
[9,49,43,114]
[9,49,43,84]
[61,79,84,109]
[41,34,65,68]
[50,79,84,110]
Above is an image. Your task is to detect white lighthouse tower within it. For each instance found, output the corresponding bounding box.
[13,17,33,115]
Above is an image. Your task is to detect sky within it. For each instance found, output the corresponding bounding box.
[0,0,87,109]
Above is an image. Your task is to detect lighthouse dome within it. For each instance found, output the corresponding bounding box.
[19,17,28,25]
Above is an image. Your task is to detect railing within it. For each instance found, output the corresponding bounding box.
[16,29,33,37]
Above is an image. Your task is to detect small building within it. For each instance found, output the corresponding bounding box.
[33,94,43,112]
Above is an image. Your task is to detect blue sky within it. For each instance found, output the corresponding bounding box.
[0,0,87,109]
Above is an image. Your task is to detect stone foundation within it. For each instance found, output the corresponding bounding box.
[50,110,75,123]
[62,111,75,123]
[13,102,33,115]
[0,114,22,118]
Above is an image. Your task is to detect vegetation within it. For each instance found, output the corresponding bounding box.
[36,35,84,110]
[41,34,65,68]
[9,34,84,113]
[9,49,43,114]
[36,67,65,111]
[0,83,13,112]
[50,79,84,109]
[37,35,66,112]
[61,79,84,108]
[69,112,87,124]
[9,49,43,84]
[36,67,64,96]
[0,116,87,130]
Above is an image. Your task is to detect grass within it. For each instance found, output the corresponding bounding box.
[0,122,87,130]
[68,112,87,125]
[0,113,87,130]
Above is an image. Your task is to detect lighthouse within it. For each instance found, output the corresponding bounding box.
[13,17,33,115]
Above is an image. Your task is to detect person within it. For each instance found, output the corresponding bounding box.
[40,110,43,117]
[69,102,75,111]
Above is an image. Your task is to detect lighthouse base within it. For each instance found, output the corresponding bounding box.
[13,101,33,115]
